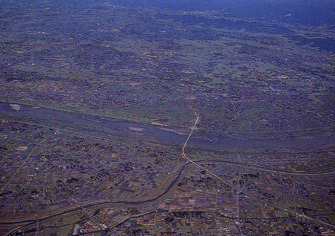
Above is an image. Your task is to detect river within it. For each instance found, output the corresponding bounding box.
[1,102,334,151]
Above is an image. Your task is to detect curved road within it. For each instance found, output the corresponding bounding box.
[2,102,335,233]
[1,165,186,231]
[1,102,335,151]
[181,112,335,230]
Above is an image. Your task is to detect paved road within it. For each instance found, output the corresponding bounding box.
[2,102,335,234]
[180,110,335,230]
[192,159,335,176]
[1,165,186,233]
[1,102,335,151]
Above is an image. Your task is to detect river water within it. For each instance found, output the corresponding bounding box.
[1,102,334,151]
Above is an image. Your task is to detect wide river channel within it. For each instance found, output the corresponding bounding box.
[1,102,334,151]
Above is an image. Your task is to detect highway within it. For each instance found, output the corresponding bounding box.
[2,165,186,235]
[2,102,335,234]
[192,159,335,176]
[180,107,335,230]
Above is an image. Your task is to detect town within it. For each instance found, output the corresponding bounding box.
[1,0,335,235]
